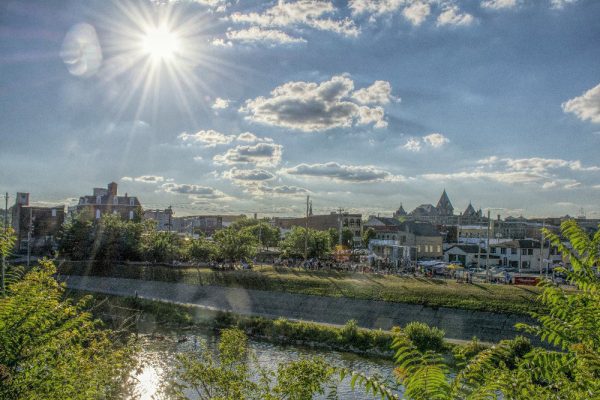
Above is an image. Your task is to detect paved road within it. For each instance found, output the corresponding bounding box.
[62,275,533,343]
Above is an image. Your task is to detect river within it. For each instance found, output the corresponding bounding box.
[129,327,397,400]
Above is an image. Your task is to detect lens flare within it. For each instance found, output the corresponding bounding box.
[142,26,179,61]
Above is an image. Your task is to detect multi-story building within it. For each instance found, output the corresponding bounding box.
[10,192,65,254]
[172,214,246,236]
[73,182,142,221]
[489,239,560,272]
[143,207,174,231]
[274,212,363,247]
[364,216,443,259]
[444,244,500,267]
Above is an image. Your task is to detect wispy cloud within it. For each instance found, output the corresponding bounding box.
[283,162,404,182]
[121,175,165,183]
[213,142,283,167]
[178,130,236,146]
[562,82,600,124]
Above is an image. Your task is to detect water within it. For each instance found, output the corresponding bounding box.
[129,328,397,400]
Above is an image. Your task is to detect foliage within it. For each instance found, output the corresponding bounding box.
[213,226,258,261]
[328,227,354,248]
[183,236,218,263]
[0,225,16,293]
[402,322,446,353]
[168,328,335,400]
[0,260,133,400]
[231,218,280,250]
[280,226,331,258]
[349,220,600,399]
[362,227,377,248]
[140,227,182,263]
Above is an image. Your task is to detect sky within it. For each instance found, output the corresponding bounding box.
[1,0,599,218]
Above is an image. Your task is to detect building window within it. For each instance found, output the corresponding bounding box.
[522,249,527,256]
[437,245,441,253]
[129,211,134,220]
[528,249,533,255]
[95,209,101,219]
[501,248,506,254]
[51,209,57,217]
[113,197,118,205]
[129,198,135,206]
[96,196,101,205]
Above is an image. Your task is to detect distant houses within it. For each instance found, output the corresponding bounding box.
[72,182,142,221]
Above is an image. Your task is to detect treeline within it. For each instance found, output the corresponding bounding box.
[57,213,376,265]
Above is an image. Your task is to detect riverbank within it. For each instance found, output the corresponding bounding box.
[57,261,543,315]
[63,275,535,343]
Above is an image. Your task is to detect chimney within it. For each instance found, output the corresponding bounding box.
[16,192,29,206]
[108,182,118,197]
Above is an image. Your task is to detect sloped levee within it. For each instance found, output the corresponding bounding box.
[63,275,534,343]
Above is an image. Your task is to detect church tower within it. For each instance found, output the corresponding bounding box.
[436,189,454,216]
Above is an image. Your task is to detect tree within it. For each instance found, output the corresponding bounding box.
[0,259,133,399]
[184,236,218,263]
[140,228,182,263]
[167,328,335,400]
[328,227,354,248]
[0,224,16,293]
[280,226,331,258]
[362,227,376,248]
[213,226,258,262]
[348,220,600,400]
[230,218,280,250]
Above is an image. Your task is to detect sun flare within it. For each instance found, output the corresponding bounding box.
[142,26,179,60]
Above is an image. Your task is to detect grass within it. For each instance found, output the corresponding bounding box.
[59,262,545,315]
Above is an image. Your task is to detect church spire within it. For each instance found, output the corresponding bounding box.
[436,189,454,216]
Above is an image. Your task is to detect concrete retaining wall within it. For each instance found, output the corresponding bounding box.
[63,275,534,343]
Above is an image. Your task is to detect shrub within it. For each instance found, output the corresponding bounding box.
[403,321,446,353]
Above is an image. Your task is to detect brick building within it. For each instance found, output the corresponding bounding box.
[73,182,142,221]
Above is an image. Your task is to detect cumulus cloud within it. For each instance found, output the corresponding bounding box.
[223,167,275,182]
[236,132,273,142]
[230,0,359,39]
[436,5,474,26]
[349,0,405,17]
[423,133,450,148]
[226,27,306,44]
[402,1,431,25]
[211,38,232,47]
[162,183,229,199]
[423,156,598,189]
[562,83,600,124]
[250,184,310,196]
[402,133,449,151]
[212,97,230,109]
[283,162,403,182]
[351,80,394,104]
[178,130,236,146]
[240,75,391,131]
[481,0,518,9]
[213,142,283,167]
[121,175,165,183]
[402,138,422,152]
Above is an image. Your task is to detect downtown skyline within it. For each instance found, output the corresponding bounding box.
[1,0,599,218]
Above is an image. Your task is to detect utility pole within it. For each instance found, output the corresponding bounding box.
[2,192,8,293]
[338,207,344,246]
[540,220,545,277]
[486,210,491,281]
[167,205,172,233]
[304,195,309,260]
[27,207,32,267]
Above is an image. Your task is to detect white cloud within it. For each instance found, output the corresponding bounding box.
[349,0,405,17]
[223,167,275,182]
[240,75,390,131]
[436,5,474,26]
[250,184,310,196]
[481,0,518,10]
[402,138,422,152]
[236,132,273,142]
[162,183,230,199]
[550,0,579,9]
[402,1,431,26]
[178,130,236,146]
[212,97,230,109]
[351,80,394,104]
[213,142,283,167]
[226,27,306,44]
[211,38,233,47]
[283,162,404,182]
[562,83,600,124]
[230,0,359,39]
[422,170,542,184]
[121,175,165,183]
[423,132,449,148]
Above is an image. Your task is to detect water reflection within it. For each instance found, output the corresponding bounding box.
[129,329,397,400]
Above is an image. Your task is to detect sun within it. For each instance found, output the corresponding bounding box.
[141,26,179,61]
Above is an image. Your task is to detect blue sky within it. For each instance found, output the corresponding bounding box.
[1,0,599,218]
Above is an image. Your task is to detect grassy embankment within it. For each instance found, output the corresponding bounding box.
[59,262,544,315]
[73,290,464,358]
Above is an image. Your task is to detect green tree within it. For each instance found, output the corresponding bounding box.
[0,260,133,399]
[184,236,218,263]
[328,227,354,248]
[0,224,16,293]
[230,218,281,250]
[213,226,258,262]
[140,223,182,263]
[348,220,600,400]
[167,328,335,400]
[280,226,331,258]
[362,227,376,248]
